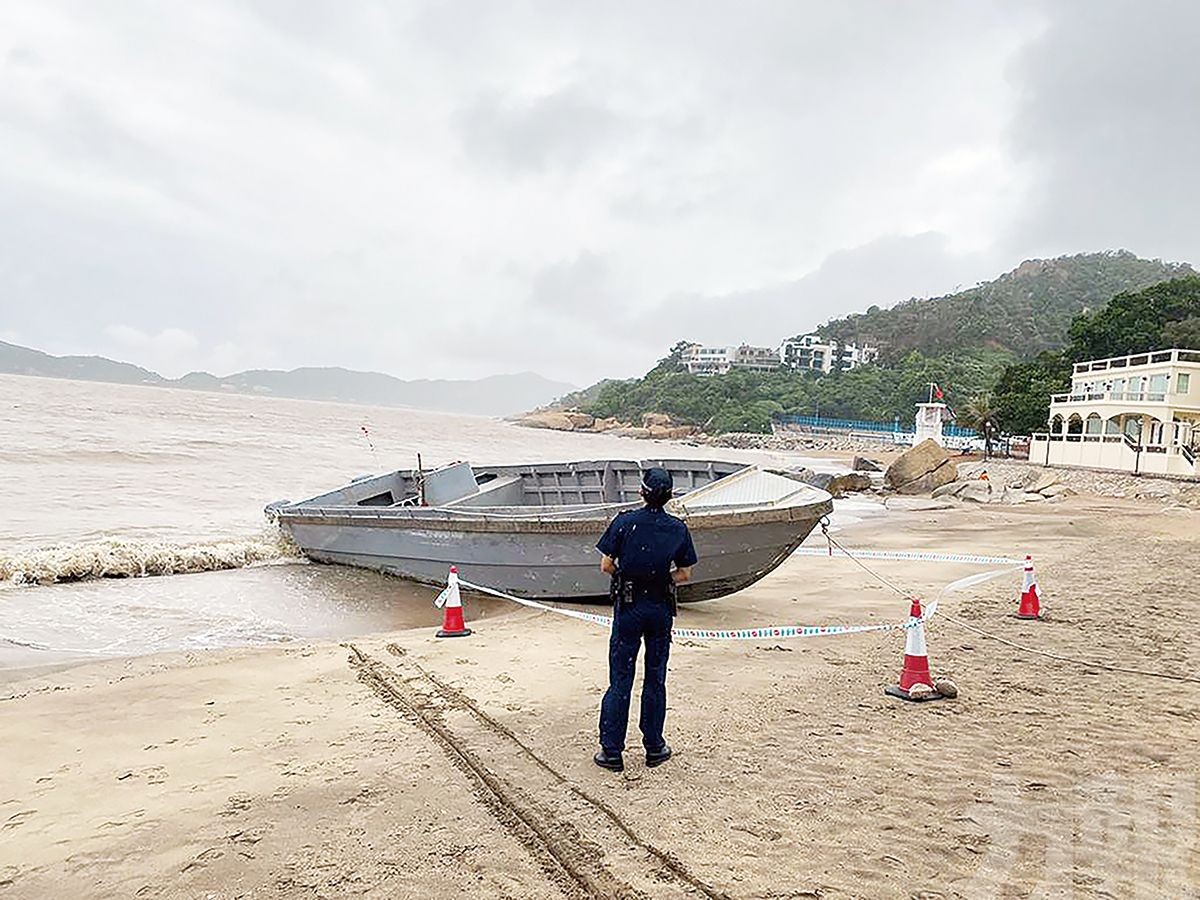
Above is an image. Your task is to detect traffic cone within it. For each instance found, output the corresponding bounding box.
[435,566,472,638]
[1016,555,1042,619]
[884,597,942,702]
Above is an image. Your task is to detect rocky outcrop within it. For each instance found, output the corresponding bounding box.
[931,481,968,499]
[1026,471,1060,494]
[642,412,675,428]
[928,459,1200,506]
[827,472,874,496]
[885,440,958,495]
[957,481,994,503]
[780,468,873,498]
[518,410,595,431]
[712,433,904,454]
[852,456,883,472]
[515,409,700,440]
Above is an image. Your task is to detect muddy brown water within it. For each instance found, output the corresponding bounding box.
[0,374,865,668]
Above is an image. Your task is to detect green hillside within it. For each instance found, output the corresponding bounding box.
[582,251,1198,434]
[819,250,1193,361]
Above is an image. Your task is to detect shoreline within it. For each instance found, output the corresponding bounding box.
[4,496,1197,896]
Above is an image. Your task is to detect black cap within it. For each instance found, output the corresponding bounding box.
[641,467,673,492]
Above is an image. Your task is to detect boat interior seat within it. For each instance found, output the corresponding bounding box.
[443,475,525,508]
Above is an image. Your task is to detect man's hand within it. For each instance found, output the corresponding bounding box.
[600,554,617,575]
[672,566,692,585]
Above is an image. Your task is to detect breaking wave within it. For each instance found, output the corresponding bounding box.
[0,529,303,587]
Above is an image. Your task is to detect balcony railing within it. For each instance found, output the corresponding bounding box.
[1072,348,1200,375]
[1051,391,1168,404]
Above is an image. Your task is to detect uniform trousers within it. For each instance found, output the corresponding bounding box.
[598,596,672,754]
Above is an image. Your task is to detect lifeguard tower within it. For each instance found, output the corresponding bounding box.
[914,383,949,447]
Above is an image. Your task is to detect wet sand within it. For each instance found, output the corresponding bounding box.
[3,497,1198,898]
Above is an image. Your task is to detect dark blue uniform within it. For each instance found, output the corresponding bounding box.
[596,506,698,755]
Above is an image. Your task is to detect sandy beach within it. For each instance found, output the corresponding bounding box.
[4,494,1198,898]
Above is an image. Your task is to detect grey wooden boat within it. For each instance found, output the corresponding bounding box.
[266,459,832,603]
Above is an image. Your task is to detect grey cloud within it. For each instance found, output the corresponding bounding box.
[455,87,629,173]
[641,234,997,347]
[1,0,1195,388]
[529,251,619,314]
[1005,0,1200,261]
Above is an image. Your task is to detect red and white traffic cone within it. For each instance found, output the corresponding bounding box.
[1016,555,1042,619]
[435,566,472,638]
[885,597,941,702]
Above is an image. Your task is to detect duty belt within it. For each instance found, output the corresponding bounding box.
[610,574,678,616]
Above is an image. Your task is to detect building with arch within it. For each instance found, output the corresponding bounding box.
[1031,349,1200,476]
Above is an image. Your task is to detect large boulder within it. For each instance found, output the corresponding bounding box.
[885,440,958,495]
[1027,471,1060,494]
[519,411,579,431]
[827,472,873,496]
[932,480,968,499]
[647,424,699,440]
[784,466,817,483]
[563,411,596,430]
[852,456,884,472]
[800,472,835,492]
[958,480,993,503]
[642,412,674,428]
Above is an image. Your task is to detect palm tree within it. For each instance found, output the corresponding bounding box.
[961,392,1001,457]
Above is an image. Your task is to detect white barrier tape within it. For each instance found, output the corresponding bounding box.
[794,547,1022,567]
[434,586,451,609]
[940,566,1023,595]
[457,577,939,641]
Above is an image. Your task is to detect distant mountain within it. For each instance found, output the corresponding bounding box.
[535,379,620,412]
[818,250,1195,361]
[0,341,575,416]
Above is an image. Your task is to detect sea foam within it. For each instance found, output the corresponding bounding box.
[0,529,303,586]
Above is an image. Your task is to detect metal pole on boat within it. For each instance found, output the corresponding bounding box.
[417,453,426,506]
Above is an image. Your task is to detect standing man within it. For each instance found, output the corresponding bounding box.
[593,467,697,773]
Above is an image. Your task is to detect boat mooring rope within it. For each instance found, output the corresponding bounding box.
[935,614,1200,685]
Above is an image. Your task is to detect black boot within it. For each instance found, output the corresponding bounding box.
[593,749,624,772]
[646,744,672,768]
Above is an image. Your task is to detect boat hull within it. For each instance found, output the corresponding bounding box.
[280,504,830,602]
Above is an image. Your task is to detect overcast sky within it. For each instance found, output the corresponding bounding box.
[2,1,1197,385]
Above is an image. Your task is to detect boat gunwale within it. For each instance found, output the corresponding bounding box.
[273,497,833,534]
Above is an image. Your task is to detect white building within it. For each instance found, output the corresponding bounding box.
[682,343,780,377]
[779,335,879,374]
[1031,348,1200,477]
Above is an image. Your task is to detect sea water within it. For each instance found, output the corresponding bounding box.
[0,373,871,669]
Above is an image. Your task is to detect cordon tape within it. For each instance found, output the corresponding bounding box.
[449,546,1023,642]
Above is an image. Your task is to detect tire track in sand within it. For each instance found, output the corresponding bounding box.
[382,643,731,900]
[349,644,638,900]
[349,644,730,900]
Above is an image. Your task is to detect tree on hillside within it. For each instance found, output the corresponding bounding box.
[1162,316,1200,349]
[821,251,1193,360]
[649,340,697,374]
[992,353,1073,435]
[1067,275,1200,359]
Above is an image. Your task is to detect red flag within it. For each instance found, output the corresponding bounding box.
[933,383,944,400]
